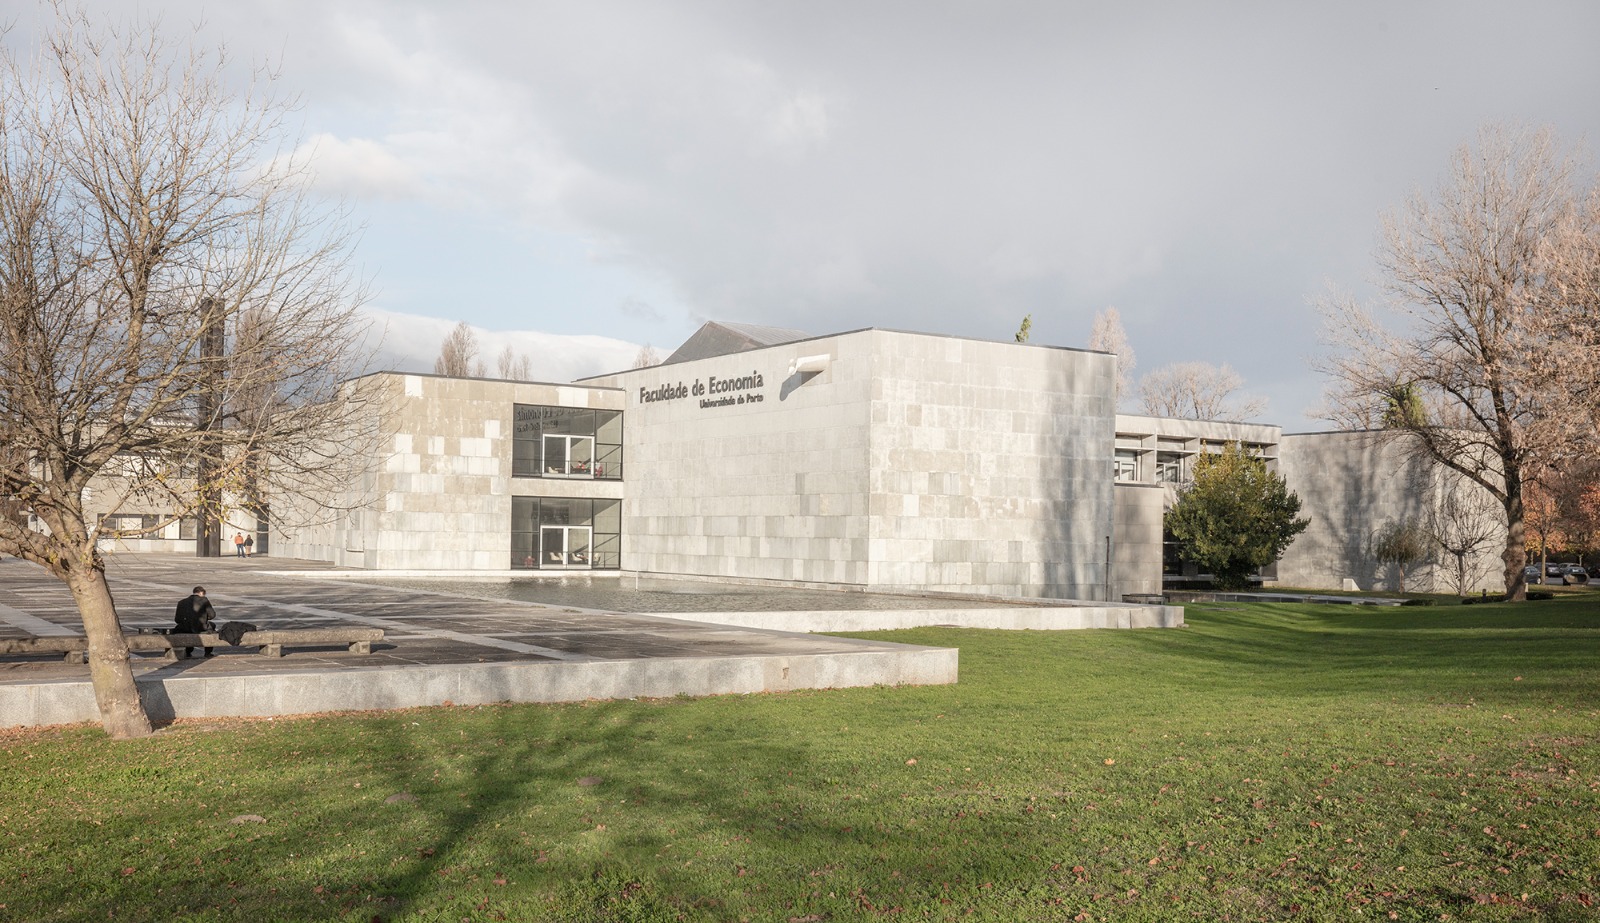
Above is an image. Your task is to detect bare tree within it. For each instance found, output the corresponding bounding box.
[632,344,661,369]
[434,320,485,377]
[1138,362,1265,421]
[0,8,382,737]
[1427,471,1504,596]
[1316,125,1599,600]
[495,344,532,380]
[1088,306,1136,406]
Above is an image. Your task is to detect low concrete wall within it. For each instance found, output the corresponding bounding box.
[641,605,1183,632]
[0,644,957,728]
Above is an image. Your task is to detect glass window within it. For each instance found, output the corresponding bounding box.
[541,434,595,476]
[1113,449,1139,482]
[511,496,622,570]
[595,410,623,480]
[514,405,622,480]
[100,514,158,534]
[1156,452,1185,484]
[1162,528,1184,576]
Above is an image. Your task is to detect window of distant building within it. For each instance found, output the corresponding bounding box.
[1113,449,1139,482]
[1155,451,1185,484]
[98,513,162,534]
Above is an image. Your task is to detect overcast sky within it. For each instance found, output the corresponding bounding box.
[27,1,1600,428]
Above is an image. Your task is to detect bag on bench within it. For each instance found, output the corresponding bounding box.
[217,621,259,646]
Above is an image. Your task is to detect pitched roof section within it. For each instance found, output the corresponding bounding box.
[663,321,810,365]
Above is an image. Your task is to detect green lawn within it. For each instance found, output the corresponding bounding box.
[3,598,1599,922]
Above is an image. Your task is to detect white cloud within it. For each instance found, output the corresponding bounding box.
[299,133,424,201]
[766,90,830,153]
[36,0,1600,429]
[362,308,642,383]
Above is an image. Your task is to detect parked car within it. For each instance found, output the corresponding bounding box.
[1561,563,1589,584]
[1524,564,1543,583]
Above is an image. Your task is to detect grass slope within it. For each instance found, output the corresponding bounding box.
[2,598,1598,922]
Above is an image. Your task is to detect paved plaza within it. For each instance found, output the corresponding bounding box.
[0,555,957,728]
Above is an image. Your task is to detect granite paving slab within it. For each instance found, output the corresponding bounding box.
[0,554,957,728]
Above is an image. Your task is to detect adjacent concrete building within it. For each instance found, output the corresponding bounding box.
[1109,414,1283,598]
[1275,431,1501,594]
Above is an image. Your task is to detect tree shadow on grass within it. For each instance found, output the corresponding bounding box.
[15,602,1600,921]
[17,688,1204,922]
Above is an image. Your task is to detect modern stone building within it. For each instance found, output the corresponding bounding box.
[86,320,1500,598]
[273,326,1121,600]
[584,328,1116,599]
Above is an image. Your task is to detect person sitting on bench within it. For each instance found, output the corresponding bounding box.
[174,586,218,657]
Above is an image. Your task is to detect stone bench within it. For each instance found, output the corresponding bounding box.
[0,628,385,663]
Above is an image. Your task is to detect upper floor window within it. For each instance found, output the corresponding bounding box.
[512,405,622,480]
[1113,449,1139,482]
[1155,451,1185,484]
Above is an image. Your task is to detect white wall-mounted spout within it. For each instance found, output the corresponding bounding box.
[788,354,830,376]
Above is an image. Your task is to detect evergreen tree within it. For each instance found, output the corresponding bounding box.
[1166,444,1310,589]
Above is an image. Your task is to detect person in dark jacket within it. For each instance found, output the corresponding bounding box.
[174,586,218,657]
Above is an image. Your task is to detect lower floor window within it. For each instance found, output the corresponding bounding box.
[99,513,163,534]
[511,497,621,570]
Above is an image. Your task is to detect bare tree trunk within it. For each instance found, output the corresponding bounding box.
[0,8,386,738]
[67,565,151,739]
[1503,485,1527,601]
[196,297,225,558]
